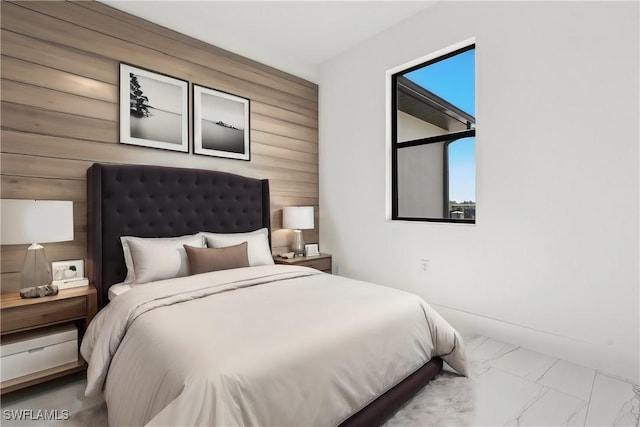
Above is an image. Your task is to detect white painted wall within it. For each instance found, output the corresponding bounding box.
[319,1,639,381]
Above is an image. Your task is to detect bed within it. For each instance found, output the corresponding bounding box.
[82,163,467,426]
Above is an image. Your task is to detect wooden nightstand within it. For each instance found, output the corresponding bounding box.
[274,253,332,273]
[0,286,97,394]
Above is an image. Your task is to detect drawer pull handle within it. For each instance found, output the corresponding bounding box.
[27,347,45,353]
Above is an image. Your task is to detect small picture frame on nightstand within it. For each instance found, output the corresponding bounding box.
[305,244,319,257]
[51,259,88,290]
[51,259,84,281]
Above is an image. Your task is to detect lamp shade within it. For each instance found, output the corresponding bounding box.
[1,200,74,245]
[282,206,314,230]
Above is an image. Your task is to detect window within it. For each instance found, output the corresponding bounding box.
[391,44,476,222]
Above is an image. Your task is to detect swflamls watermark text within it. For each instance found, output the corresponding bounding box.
[3,409,70,421]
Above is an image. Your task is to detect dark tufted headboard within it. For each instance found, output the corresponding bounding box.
[87,163,270,308]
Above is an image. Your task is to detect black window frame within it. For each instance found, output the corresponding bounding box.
[391,44,476,224]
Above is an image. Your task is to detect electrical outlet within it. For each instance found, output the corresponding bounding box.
[419,258,430,272]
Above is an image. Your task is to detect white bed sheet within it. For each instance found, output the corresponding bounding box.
[82,265,467,426]
[107,282,133,301]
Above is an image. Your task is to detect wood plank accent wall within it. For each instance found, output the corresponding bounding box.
[0,1,319,293]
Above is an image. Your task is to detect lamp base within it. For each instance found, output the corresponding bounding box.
[21,244,53,290]
[291,230,305,257]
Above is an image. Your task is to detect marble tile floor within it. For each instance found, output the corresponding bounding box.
[1,335,638,426]
[450,335,639,426]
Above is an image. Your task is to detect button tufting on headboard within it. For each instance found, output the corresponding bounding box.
[87,163,271,308]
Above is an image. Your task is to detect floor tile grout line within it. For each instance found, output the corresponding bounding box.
[465,335,490,353]
[596,370,640,386]
[481,345,520,363]
[583,369,598,426]
[469,336,633,385]
[566,399,590,427]
[532,358,560,383]
[478,362,592,403]
[508,387,550,426]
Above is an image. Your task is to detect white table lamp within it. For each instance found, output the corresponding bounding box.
[282,206,314,256]
[1,200,74,290]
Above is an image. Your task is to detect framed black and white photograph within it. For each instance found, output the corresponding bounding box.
[51,259,85,281]
[120,64,189,152]
[193,84,250,160]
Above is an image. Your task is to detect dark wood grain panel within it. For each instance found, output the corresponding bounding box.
[1,154,93,180]
[251,102,318,130]
[271,196,320,209]
[72,202,88,233]
[1,29,118,84]
[0,173,316,202]
[1,175,86,201]
[270,180,319,196]
[3,83,318,144]
[2,70,318,129]
[252,114,318,143]
[1,297,86,333]
[1,131,319,175]
[0,273,21,294]
[251,143,318,165]
[1,102,117,143]
[1,80,117,121]
[251,130,318,154]
[1,56,118,103]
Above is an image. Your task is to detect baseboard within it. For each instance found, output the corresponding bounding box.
[434,304,639,383]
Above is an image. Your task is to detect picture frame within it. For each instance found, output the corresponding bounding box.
[51,259,85,281]
[305,244,320,257]
[120,63,189,152]
[193,84,250,161]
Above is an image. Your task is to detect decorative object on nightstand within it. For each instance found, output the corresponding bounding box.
[282,206,314,257]
[19,285,59,299]
[1,200,74,296]
[274,253,332,274]
[304,243,320,257]
[51,259,89,290]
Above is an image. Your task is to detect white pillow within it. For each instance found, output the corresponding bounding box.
[201,228,274,267]
[126,234,205,284]
[120,234,205,284]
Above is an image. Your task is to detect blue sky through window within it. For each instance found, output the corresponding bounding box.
[448,137,475,203]
[404,49,475,117]
[404,48,475,203]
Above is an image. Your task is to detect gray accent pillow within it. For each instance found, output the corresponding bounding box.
[184,242,250,275]
[201,228,274,266]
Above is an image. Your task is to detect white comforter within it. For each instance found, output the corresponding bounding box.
[81,265,467,427]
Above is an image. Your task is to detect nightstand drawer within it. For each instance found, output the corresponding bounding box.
[301,257,331,272]
[1,298,86,334]
[1,324,78,382]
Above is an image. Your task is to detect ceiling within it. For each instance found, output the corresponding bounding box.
[101,1,436,82]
